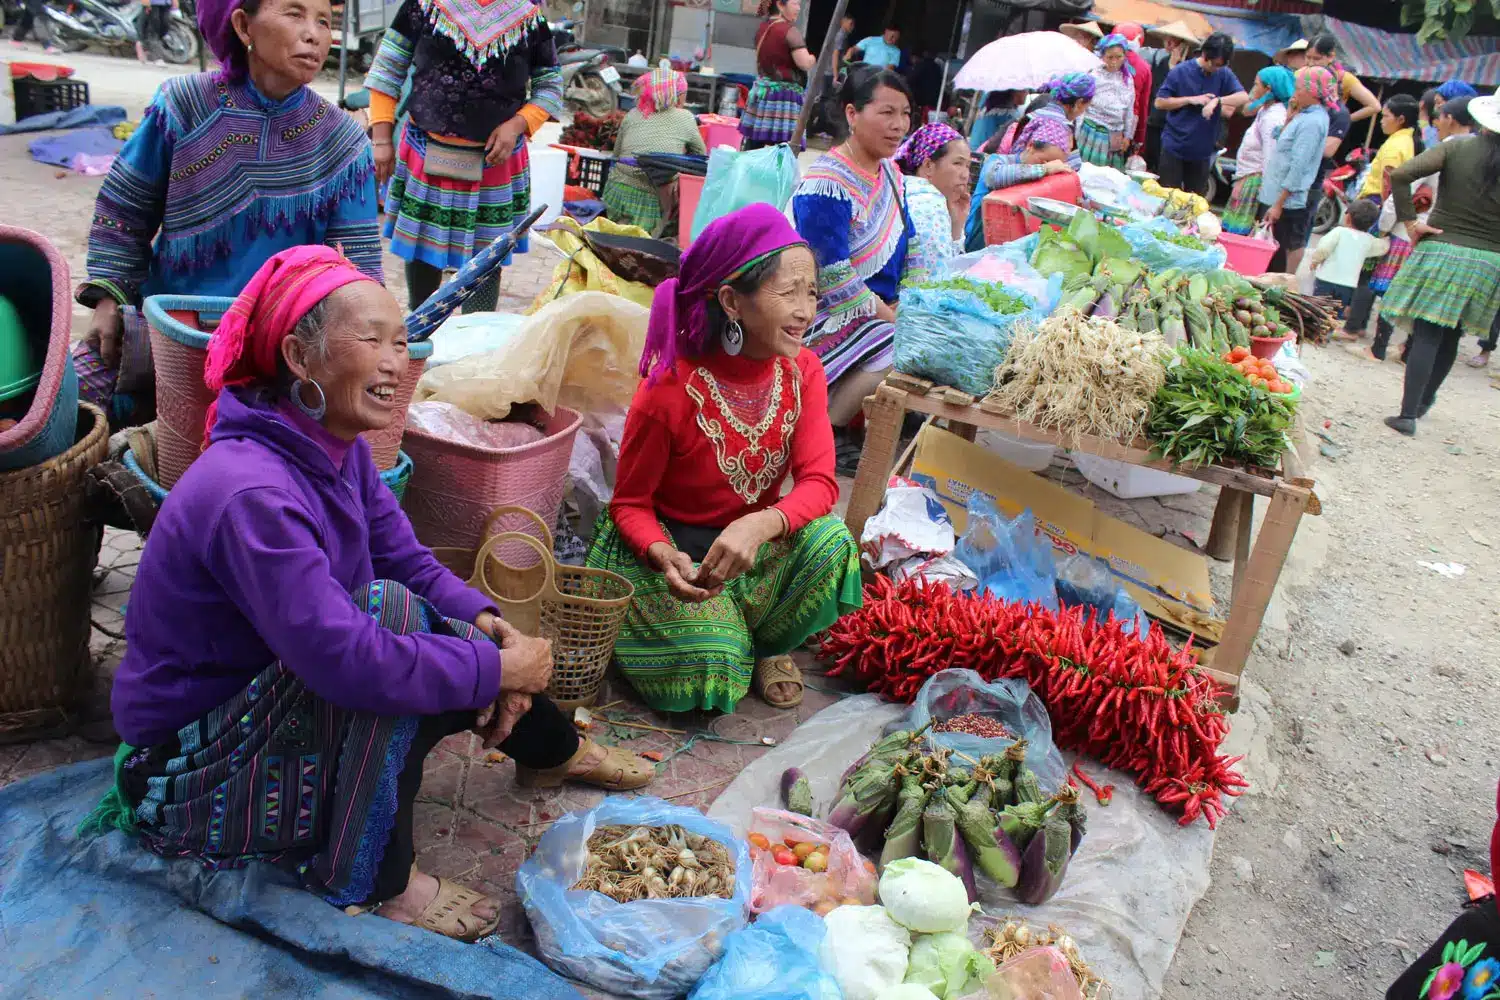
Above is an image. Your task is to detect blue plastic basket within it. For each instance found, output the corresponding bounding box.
[0,360,77,471]
[121,445,169,503]
[381,449,412,503]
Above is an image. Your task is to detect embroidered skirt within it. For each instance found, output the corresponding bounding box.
[739,79,804,146]
[1222,173,1263,236]
[117,580,484,907]
[384,125,532,272]
[1382,240,1500,332]
[1076,118,1124,170]
[601,163,667,233]
[1385,896,1499,999]
[807,313,897,386]
[1369,235,1414,294]
[585,513,862,713]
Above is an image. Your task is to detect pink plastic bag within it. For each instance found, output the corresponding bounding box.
[746,807,876,916]
[985,947,1084,1000]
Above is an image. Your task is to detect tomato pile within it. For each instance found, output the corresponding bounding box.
[1222,346,1295,394]
[748,832,841,874]
[819,576,1249,828]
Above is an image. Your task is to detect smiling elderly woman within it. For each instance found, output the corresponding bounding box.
[85,246,651,943]
[586,204,863,715]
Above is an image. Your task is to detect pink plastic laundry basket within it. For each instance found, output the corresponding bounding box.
[144,295,224,489]
[0,225,79,471]
[401,405,583,554]
[363,338,432,471]
[1218,232,1278,276]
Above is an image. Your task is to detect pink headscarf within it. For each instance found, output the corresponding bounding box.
[639,203,807,385]
[634,67,688,117]
[203,245,378,438]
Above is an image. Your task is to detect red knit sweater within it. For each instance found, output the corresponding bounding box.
[610,348,839,559]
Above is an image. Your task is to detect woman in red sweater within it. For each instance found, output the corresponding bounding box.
[586,204,863,713]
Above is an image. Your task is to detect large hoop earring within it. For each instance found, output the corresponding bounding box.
[722,319,744,356]
[290,378,327,421]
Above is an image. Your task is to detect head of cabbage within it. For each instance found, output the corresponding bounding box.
[904,932,996,999]
[878,858,973,934]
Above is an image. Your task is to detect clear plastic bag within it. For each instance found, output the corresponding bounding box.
[953,498,1058,611]
[982,947,1085,1000]
[1054,552,1150,637]
[691,144,800,240]
[893,281,1059,399]
[889,669,1066,794]
[404,401,547,449]
[940,245,1058,307]
[747,807,878,915]
[1118,217,1227,274]
[687,905,841,1000]
[516,796,753,1000]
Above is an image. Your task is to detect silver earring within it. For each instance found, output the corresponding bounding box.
[722,319,744,356]
[290,378,327,421]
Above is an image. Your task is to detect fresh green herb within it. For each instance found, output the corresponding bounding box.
[1146,348,1296,469]
[917,277,1032,315]
[1156,231,1210,250]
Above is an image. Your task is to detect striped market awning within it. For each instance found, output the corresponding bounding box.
[1325,16,1500,86]
[1184,0,1322,13]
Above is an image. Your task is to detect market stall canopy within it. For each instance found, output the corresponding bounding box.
[1323,15,1500,86]
[1198,10,1303,56]
[980,0,1094,13]
[953,31,1102,93]
[1089,0,1212,39]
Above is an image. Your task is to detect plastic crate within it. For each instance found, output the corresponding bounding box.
[572,150,613,196]
[14,78,90,122]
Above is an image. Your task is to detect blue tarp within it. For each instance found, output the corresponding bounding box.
[28,126,123,168]
[0,758,584,999]
[1200,10,1304,57]
[0,103,127,135]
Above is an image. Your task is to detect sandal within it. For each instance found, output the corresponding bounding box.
[754,655,804,710]
[1468,352,1491,369]
[515,739,654,791]
[372,865,501,943]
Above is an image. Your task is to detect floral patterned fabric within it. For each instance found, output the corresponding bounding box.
[1386,898,1500,1000]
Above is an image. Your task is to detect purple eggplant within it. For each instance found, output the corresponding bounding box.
[1091,289,1118,320]
[922,786,979,902]
[879,771,928,871]
[827,754,905,837]
[954,783,1023,889]
[1014,786,1081,905]
[781,767,814,816]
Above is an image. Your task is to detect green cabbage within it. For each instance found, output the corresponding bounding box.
[878,858,972,934]
[877,986,943,1000]
[903,932,996,999]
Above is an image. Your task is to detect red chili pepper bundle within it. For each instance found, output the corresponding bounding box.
[819,577,1249,828]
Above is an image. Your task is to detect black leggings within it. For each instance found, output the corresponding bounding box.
[369,695,579,902]
[1398,318,1463,420]
[404,261,500,314]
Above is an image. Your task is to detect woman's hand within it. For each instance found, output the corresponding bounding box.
[373,139,396,186]
[1408,221,1444,244]
[696,510,783,591]
[475,691,532,748]
[494,617,554,693]
[647,542,718,603]
[1109,132,1128,153]
[1041,160,1072,175]
[484,116,528,166]
[86,299,123,368]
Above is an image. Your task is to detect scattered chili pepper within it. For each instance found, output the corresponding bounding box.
[818,577,1247,828]
[1071,762,1115,806]
[934,713,1015,739]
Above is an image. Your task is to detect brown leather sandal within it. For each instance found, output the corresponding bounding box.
[515,739,655,791]
[753,655,804,709]
[370,866,501,943]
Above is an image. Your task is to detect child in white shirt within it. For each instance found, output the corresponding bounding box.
[1307,199,1388,316]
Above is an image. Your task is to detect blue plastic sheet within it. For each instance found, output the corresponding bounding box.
[27,126,122,168]
[518,796,753,999]
[688,905,840,1000]
[0,104,126,135]
[953,498,1058,612]
[0,759,582,999]
[893,281,1055,397]
[1055,551,1151,637]
[1120,217,1227,274]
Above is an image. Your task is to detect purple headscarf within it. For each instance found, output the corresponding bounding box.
[198,0,250,79]
[1046,72,1096,104]
[895,122,964,173]
[639,203,808,385]
[1095,34,1134,77]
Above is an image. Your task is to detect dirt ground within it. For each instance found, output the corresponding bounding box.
[3,50,1498,1000]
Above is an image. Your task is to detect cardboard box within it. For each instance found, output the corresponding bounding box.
[908,424,1222,644]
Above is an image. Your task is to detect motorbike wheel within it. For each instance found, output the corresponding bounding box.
[1312,197,1339,236]
[564,70,618,118]
[160,20,198,63]
[52,28,90,53]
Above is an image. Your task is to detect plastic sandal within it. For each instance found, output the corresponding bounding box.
[366,866,501,943]
[753,655,804,709]
[515,739,654,791]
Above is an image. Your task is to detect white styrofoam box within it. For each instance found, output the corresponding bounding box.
[976,429,1057,473]
[527,144,567,226]
[1071,451,1201,500]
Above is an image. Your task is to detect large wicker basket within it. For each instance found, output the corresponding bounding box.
[434,505,633,710]
[403,406,583,553]
[0,401,108,741]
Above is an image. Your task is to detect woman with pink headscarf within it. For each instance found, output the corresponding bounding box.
[87,246,651,944]
[587,204,861,714]
[601,67,707,236]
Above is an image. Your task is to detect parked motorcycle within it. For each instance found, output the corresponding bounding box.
[1312,146,1371,235]
[552,18,624,117]
[43,0,198,63]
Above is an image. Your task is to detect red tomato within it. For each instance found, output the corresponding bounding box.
[772,846,799,866]
[748,832,771,851]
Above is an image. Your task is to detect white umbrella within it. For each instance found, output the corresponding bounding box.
[953,31,1102,93]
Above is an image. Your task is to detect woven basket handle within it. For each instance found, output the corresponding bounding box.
[472,529,559,608]
[479,504,555,552]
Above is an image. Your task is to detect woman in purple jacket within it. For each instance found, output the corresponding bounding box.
[88,246,653,943]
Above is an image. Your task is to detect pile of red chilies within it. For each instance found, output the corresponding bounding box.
[820,576,1248,828]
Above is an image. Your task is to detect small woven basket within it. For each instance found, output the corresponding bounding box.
[0,402,108,741]
[433,505,633,710]
[144,295,224,489]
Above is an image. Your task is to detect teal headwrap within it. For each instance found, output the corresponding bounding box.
[1245,65,1295,114]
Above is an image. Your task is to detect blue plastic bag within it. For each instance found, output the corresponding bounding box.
[953,498,1058,611]
[1055,551,1151,636]
[691,144,799,240]
[517,797,753,1000]
[1119,217,1228,273]
[891,669,1067,794]
[893,283,1051,397]
[688,905,841,1000]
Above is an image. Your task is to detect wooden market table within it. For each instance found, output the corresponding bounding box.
[843,374,1323,708]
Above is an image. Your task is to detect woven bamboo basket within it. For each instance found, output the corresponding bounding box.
[432,505,633,710]
[144,295,224,488]
[0,402,108,741]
